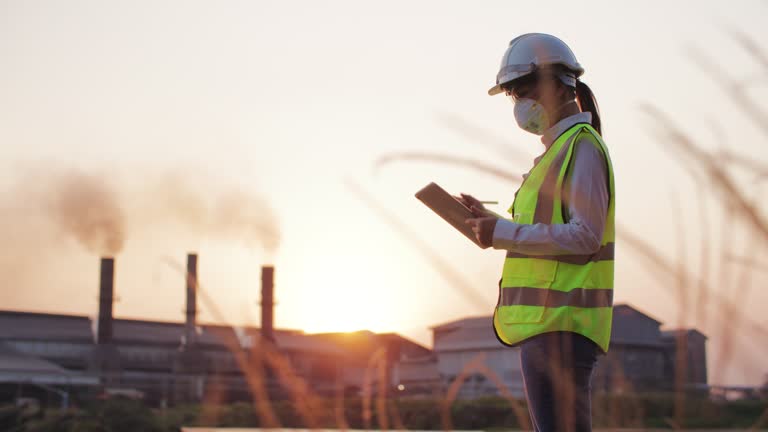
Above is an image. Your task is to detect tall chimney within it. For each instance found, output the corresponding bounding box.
[185,253,198,346]
[97,257,115,345]
[260,266,275,343]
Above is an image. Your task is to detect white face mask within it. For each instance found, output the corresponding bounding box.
[512,98,549,135]
[511,97,577,135]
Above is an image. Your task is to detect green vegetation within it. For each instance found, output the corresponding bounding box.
[0,394,765,431]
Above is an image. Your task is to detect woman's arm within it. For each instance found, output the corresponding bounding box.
[491,137,609,255]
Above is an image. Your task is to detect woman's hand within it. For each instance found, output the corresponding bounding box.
[456,193,493,218]
[464,216,498,249]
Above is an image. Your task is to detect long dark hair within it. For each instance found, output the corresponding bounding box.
[574,79,602,136]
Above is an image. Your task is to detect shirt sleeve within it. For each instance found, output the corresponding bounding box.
[490,136,609,255]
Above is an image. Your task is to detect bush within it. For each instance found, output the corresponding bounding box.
[7,392,766,430]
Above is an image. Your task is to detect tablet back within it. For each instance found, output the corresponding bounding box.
[415,182,483,248]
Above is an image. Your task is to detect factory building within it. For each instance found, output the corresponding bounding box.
[430,304,708,398]
[0,254,434,406]
[310,330,442,398]
[0,311,98,394]
[430,316,524,399]
[0,252,707,405]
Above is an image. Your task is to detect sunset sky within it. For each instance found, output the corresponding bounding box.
[1,0,767,386]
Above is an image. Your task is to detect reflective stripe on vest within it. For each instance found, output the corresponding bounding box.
[505,242,615,264]
[493,122,616,353]
[498,287,613,308]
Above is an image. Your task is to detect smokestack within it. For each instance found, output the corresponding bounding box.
[185,253,198,346]
[260,266,275,343]
[97,257,114,345]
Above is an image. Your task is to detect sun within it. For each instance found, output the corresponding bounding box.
[287,244,409,335]
[291,279,396,334]
[299,302,378,334]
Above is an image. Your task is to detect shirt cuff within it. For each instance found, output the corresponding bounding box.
[491,217,520,250]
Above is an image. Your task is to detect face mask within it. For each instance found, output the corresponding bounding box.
[512,98,549,135]
[512,98,577,135]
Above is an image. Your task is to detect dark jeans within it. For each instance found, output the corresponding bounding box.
[519,331,602,432]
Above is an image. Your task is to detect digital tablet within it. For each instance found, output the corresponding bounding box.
[415,182,483,248]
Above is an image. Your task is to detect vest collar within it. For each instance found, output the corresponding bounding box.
[541,111,593,149]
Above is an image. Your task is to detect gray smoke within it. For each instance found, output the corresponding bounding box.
[134,172,280,254]
[48,171,126,255]
[0,166,280,257]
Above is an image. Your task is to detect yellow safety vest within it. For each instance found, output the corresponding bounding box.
[492,122,616,353]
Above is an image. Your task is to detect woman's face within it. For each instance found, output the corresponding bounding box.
[506,75,568,115]
[505,79,539,101]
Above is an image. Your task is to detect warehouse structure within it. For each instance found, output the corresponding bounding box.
[430,304,708,398]
[0,254,707,405]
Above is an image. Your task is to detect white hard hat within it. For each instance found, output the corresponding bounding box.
[488,33,584,96]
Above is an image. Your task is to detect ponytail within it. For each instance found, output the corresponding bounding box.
[575,80,602,136]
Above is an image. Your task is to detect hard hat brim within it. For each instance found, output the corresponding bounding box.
[487,84,504,96]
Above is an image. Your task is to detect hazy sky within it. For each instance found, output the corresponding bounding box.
[1,0,767,386]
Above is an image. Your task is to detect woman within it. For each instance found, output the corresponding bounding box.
[462,33,616,432]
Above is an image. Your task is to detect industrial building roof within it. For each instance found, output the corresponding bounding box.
[309,330,433,361]
[0,311,93,343]
[112,318,349,355]
[661,328,708,340]
[0,310,349,356]
[428,303,705,352]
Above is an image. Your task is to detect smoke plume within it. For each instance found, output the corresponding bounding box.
[48,171,125,255]
[134,172,280,254]
[0,165,280,257]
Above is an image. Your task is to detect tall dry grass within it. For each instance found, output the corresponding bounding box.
[352,32,768,430]
[142,33,767,431]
